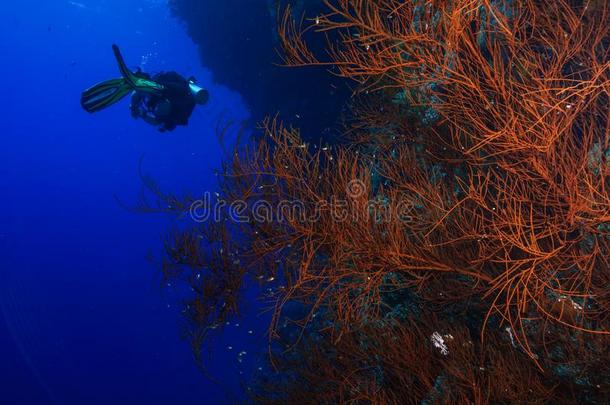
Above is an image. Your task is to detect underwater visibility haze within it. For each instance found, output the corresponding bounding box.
[1,0,609,404]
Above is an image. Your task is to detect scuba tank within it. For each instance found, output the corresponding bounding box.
[188,79,209,105]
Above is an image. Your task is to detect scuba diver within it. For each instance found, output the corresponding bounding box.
[81,44,209,132]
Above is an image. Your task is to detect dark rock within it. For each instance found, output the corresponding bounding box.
[169,0,350,141]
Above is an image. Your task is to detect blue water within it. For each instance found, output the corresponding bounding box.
[1,1,257,403]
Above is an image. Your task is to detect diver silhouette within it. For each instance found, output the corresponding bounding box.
[81,44,209,132]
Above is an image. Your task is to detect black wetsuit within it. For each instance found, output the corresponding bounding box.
[132,71,196,132]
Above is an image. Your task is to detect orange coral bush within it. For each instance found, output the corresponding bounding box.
[278,0,610,361]
[148,0,609,402]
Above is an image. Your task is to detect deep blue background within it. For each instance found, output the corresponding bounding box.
[0,1,262,403]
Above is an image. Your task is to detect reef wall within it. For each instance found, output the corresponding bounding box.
[169,0,349,140]
[153,1,610,402]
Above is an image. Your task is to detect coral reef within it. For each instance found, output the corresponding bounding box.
[148,0,609,402]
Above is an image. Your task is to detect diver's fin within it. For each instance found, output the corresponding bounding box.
[80,77,133,113]
[112,44,165,95]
